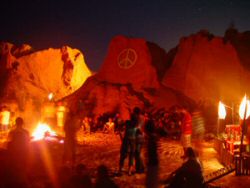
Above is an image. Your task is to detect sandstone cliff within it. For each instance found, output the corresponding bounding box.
[0,42,92,110]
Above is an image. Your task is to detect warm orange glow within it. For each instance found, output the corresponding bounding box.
[32,122,56,141]
[48,93,53,101]
[38,138,59,188]
[0,110,10,125]
[239,95,250,120]
[56,105,66,127]
[218,101,226,119]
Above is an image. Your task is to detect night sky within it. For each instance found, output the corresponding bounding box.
[1,0,250,71]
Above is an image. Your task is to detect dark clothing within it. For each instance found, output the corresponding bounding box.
[145,120,159,188]
[7,127,30,188]
[63,114,78,165]
[169,158,204,188]
[119,127,137,168]
[95,177,118,188]
[135,129,144,173]
[70,174,93,188]
[147,134,159,166]
[8,128,30,152]
[95,165,118,188]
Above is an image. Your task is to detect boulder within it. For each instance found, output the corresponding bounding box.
[97,35,161,90]
[0,42,92,110]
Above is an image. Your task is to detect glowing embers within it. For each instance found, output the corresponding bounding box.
[31,122,58,142]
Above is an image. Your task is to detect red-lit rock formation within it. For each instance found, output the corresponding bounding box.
[162,30,250,104]
[97,35,161,90]
[64,35,192,119]
[64,74,193,120]
[0,42,92,109]
[3,29,250,123]
[66,31,250,120]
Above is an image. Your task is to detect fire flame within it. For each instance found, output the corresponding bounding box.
[218,101,226,119]
[32,122,57,141]
[239,95,250,120]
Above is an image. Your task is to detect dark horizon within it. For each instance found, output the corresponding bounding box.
[1,0,250,71]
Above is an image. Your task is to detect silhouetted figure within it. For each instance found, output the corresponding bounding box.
[145,119,159,188]
[63,111,78,167]
[114,113,124,133]
[0,149,8,188]
[95,165,118,188]
[166,147,204,188]
[135,128,144,173]
[70,163,93,188]
[131,107,145,130]
[7,117,30,188]
[118,120,137,175]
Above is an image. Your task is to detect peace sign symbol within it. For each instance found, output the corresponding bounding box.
[117,48,138,69]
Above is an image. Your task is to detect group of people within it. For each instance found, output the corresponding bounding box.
[0,115,119,188]
[118,107,145,176]
[116,106,206,187]
[79,113,124,134]
[77,106,195,138]
[0,104,207,188]
[163,107,206,188]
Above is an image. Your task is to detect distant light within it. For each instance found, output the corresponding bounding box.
[218,101,226,119]
[48,93,53,101]
[239,95,250,120]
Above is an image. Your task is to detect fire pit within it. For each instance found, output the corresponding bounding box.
[31,122,64,144]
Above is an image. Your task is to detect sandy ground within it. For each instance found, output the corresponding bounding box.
[74,132,250,188]
[2,131,250,187]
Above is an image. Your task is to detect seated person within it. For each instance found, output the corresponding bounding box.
[103,118,115,133]
[165,147,204,188]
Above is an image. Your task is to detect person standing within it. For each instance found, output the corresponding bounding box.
[63,111,79,167]
[145,119,159,188]
[135,128,144,173]
[118,120,137,175]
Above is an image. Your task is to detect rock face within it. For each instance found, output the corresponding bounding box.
[97,35,161,90]
[64,35,193,119]
[162,30,250,104]
[66,31,250,121]
[224,27,250,72]
[64,75,193,120]
[0,42,92,109]
[3,29,250,123]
